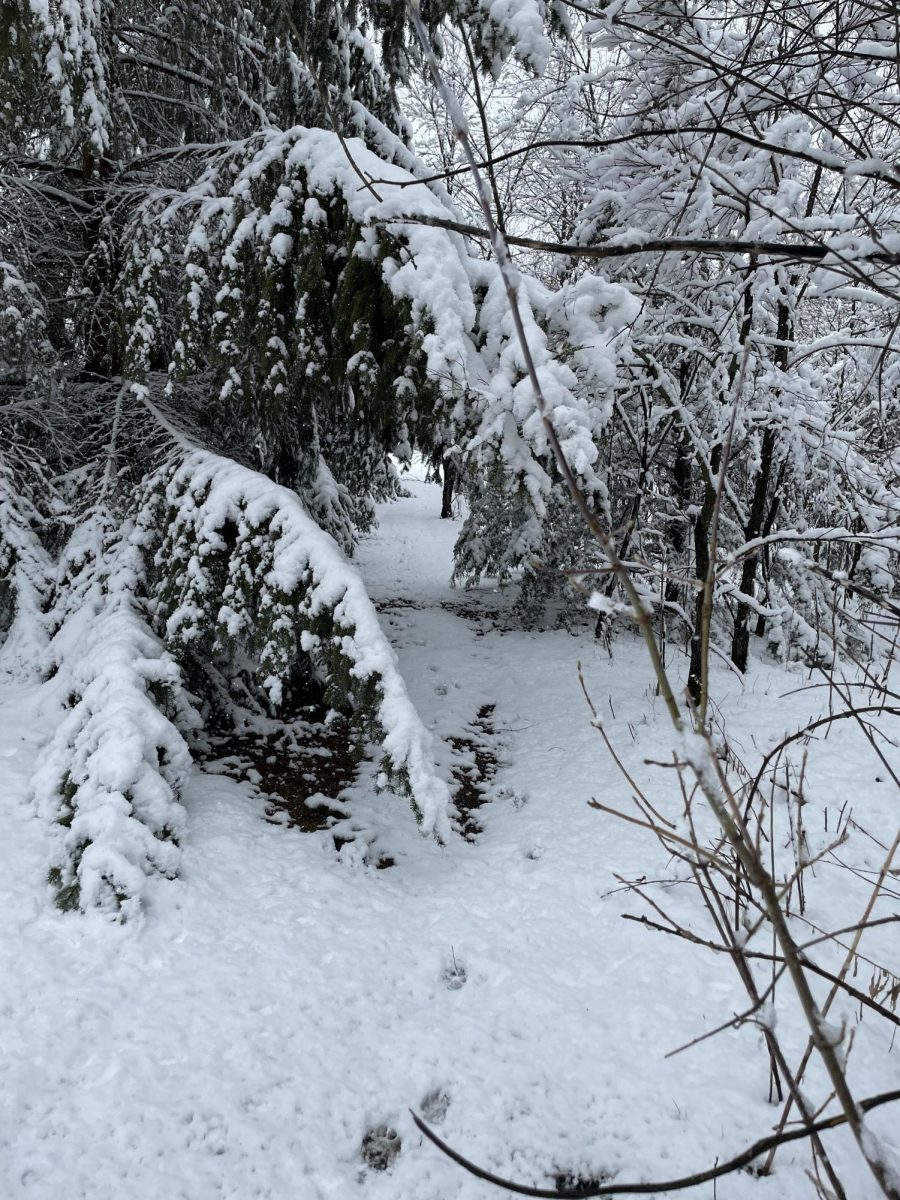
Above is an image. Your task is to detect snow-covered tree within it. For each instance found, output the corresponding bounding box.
[404,3,900,665]
[0,0,565,912]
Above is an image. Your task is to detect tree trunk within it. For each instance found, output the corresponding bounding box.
[730,296,789,671]
[440,454,456,519]
[688,267,755,702]
[665,426,692,608]
[687,443,720,703]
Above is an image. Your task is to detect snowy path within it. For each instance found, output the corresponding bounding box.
[1,478,898,1199]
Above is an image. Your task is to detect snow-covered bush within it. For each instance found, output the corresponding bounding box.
[35,511,194,917]
[6,0,112,154]
[0,261,55,384]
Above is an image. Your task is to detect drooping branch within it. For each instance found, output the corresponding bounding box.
[372,213,900,268]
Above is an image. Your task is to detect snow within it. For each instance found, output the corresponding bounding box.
[477,0,554,74]
[0,456,53,673]
[1,476,899,1198]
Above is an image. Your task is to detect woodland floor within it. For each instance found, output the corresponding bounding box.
[1,472,898,1199]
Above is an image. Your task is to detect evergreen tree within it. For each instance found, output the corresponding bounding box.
[0,0,561,911]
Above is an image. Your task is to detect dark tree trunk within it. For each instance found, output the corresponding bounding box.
[730,296,789,671]
[687,443,720,703]
[665,427,692,607]
[80,154,121,379]
[688,269,755,703]
[730,429,775,671]
[440,455,456,519]
[754,477,784,638]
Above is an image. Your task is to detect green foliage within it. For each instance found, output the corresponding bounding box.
[455,466,602,628]
[145,461,368,726]
[135,452,387,750]
[0,262,55,385]
[165,162,438,535]
[54,878,82,912]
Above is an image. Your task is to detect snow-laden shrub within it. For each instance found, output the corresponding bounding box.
[143,448,451,840]
[35,511,194,918]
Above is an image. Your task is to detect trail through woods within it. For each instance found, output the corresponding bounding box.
[1,475,898,1199]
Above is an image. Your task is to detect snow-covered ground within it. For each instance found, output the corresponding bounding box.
[1,476,898,1199]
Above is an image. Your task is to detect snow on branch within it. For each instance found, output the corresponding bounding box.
[20,0,112,154]
[0,260,55,381]
[146,448,452,841]
[142,124,630,595]
[153,125,625,478]
[28,426,452,917]
[34,511,194,918]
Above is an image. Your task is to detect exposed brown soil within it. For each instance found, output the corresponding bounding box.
[375,595,507,636]
[200,692,397,867]
[449,703,498,839]
[201,684,361,836]
[199,620,501,856]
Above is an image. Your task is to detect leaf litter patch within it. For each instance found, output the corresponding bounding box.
[375,595,509,636]
[199,682,363,842]
[199,621,504,852]
[449,703,499,839]
[199,683,400,869]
